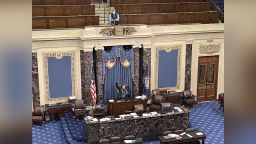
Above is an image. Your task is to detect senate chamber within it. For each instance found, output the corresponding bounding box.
[32,0,224,143]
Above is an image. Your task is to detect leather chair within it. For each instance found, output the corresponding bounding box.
[152,89,160,96]
[73,100,87,118]
[218,93,224,111]
[160,89,168,95]
[174,129,184,134]
[94,105,105,118]
[186,128,196,132]
[183,90,196,108]
[134,104,144,114]
[124,135,143,144]
[161,102,172,112]
[150,95,163,111]
[163,130,172,135]
[99,138,110,144]
[125,135,135,140]
[110,136,122,144]
[32,106,44,124]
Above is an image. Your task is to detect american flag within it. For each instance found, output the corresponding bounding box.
[90,72,97,106]
[144,61,150,97]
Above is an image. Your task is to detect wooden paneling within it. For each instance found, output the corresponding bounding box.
[32,6,44,16]
[107,100,148,117]
[33,5,95,16]
[48,18,66,29]
[33,0,91,5]
[111,0,201,6]
[120,11,219,25]
[33,16,99,29]
[115,2,211,14]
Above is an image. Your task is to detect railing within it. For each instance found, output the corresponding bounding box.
[207,0,224,22]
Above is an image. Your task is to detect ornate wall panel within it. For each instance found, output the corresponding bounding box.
[80,50,93,105]
[185,44,192,90]
[133,48,140,96]
[95,50,104,104]
[143,48,151,92]
[43,52,76,103]
[32,53,40,107]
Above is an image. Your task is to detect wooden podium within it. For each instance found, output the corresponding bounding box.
[107,99,147,117]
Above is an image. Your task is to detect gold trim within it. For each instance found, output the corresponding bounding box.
[43,51,76,103]
[155,45,183,90]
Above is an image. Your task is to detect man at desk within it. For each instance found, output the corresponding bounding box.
[109,7,120,25]
[116,83,129,100]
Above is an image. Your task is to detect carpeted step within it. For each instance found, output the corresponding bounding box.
[60,117,84,144]
[64,113,87,142]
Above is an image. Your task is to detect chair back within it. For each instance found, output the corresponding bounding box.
[160,89,167,95]
[153,95,163,104]
[184,90,192,98]
[152,89,160,95]
[75,100,85,109]
[33,106,43,116]
[161,103,171,112]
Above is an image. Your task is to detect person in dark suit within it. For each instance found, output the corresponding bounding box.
[109,7,120,25]
[115,83,128,100]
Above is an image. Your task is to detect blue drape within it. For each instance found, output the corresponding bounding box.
[102,46,134,103]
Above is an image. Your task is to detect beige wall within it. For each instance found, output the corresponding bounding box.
[191,39,224,99]
[32,24,224,105]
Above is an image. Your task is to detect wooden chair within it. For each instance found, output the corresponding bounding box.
[73,100,87,118]
[182,90,196,108]
[218,93,224,111]
[94,106,105,118]
[150,95,163,111]
[32,106,44,124]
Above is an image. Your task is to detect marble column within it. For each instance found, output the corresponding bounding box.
[143,48,151,94]
[133,48,140,96]
[185,44,192,91]
[32,53,40,107]
[80,50,93,105]
[95,49,104,104]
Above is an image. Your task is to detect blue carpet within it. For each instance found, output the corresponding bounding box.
[32,120,67,144]
[32,101,224,144]
[189,101,224,144]
[64,113,87,142]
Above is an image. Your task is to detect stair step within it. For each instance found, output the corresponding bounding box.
[99,17,108,20]
[96,13,109,16]
[60,117,83,144]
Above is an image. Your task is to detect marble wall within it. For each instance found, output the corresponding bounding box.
[185,44,192,91]
[133,48,140,96]
[143,48,151,93]
[80,50,93,105]
[95,50,104,104]
[32,53,40,108]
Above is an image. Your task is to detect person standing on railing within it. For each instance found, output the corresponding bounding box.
[109,7,120,25]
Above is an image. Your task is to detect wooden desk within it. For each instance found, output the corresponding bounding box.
[159,130,206,144]
[86,108,189,143]
[45,103,73,120]
[107,99,147,116]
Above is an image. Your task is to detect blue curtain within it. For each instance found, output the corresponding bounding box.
[102,46,134,103]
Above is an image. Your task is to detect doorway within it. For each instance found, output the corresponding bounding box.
[197,56,219,102]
